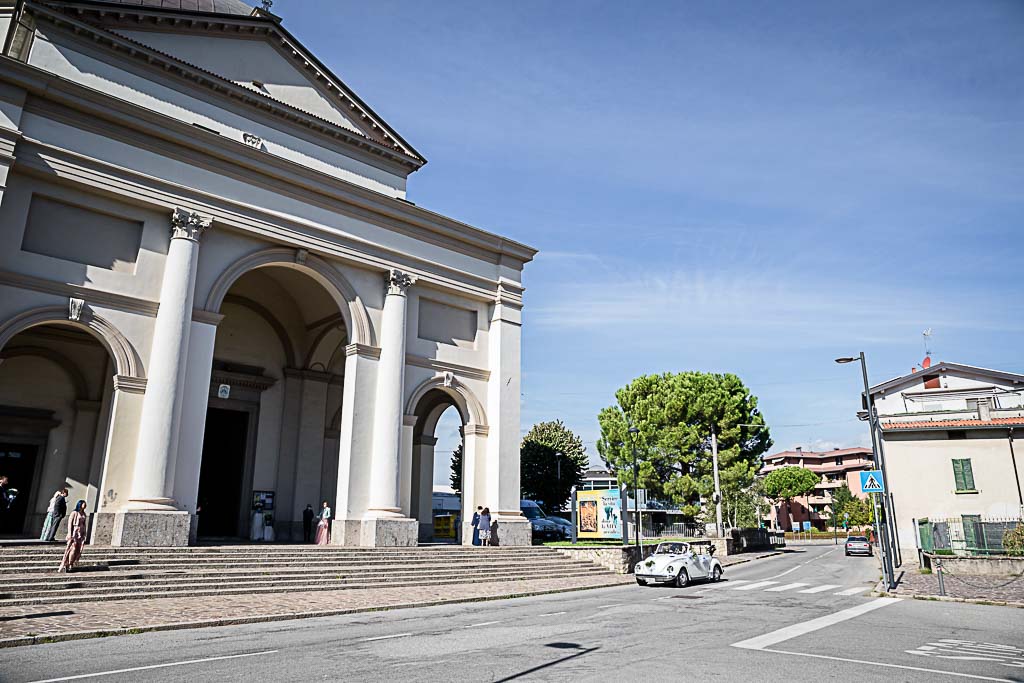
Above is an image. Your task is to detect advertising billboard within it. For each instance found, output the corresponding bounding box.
[576,489,622,540]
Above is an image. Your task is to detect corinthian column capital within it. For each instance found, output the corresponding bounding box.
[386,269,417,296]
[170,209,212,242]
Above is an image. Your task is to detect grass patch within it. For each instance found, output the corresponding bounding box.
[918,568,932,575]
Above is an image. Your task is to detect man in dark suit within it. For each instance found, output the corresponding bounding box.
[302,504,315,543]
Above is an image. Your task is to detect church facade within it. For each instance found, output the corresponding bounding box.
[0,0,535,546]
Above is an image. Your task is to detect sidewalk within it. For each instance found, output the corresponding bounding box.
[885,568,1024,607]
[0,573,633,648]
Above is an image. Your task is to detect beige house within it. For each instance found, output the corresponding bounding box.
[0,0,535,546]
[759,446,873,530]
[871,362,1024,554]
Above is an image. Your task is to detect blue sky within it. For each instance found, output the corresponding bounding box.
[281,1,1024,478]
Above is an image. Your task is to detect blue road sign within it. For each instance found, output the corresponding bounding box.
[860,470,885,493]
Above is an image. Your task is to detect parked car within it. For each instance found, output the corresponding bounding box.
[844,535,873,557]
[547,515,574,540]
[635,541,723,587]
[520,500,563,543]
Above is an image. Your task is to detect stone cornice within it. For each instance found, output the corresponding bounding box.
[113,375,146,394]
[28,2,424,171]
[345,343,381,360]
[283,367,338,384]
[211,369,277,392]
[404,354,490,382]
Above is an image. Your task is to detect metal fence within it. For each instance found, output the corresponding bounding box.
[917,516,1024,556]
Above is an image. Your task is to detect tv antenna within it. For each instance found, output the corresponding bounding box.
[922,328,933,359]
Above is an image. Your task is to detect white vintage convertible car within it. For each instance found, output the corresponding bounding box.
[635,541,723,587]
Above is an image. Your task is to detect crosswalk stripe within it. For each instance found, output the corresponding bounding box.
[798,584,841,594]
[835,587,867,596]
[721,580,750,587]
[764,582,809,592]
[734,580,778,591]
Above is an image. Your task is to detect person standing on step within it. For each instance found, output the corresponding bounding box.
[303,504,315,543]
[315,500,331,545]
[476,507,491,547]
[489,517,500,547]
[40,487,68,542]
[251,503,265,542]
[58,500,88,573]
[471,506,482,546]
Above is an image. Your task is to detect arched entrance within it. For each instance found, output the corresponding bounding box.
[404,376,488,544]
[196,262,351,541]
[0,322,116,537]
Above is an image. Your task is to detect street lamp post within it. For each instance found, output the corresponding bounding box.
[711,426,723,538]
[628,427,641,559]
[836,352,896,590]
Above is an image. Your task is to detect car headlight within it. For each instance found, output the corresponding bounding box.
[666,565,674,573]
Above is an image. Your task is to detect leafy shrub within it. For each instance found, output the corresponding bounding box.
[1003,525,1024,556]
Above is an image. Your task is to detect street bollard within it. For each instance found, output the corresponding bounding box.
[935,557,945,596]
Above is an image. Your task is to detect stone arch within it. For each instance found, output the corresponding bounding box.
[204,247,374,346]
[405,374,487,431]
[222,294,298,367]
[0,345,90,399]
[0,305,143,378]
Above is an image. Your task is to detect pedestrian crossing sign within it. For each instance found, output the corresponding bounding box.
[860,470,885,493]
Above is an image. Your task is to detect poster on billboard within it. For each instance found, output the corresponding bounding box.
[576,489,622,540]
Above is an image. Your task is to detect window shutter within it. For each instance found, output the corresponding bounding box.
[952,460,966,491]
[962,459,976,491]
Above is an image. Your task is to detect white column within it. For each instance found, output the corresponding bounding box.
[127,210,211,511]
[332,343,379,545]
[366,269,416,517]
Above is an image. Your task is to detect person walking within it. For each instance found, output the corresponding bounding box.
[303,504,315,543]
[476,507,491,547]
[58,500,88,573]
[471,506,482,546]
[315,501,331,545]
[40,488,68,542]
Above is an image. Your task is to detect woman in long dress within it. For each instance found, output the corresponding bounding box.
[315,500,331,545]
[58,500,87,573]
[477,507,491,547]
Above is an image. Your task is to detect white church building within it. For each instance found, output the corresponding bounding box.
[0,0,535,547]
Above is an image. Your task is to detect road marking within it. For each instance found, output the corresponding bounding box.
[798,584,841,594]
[29,651,278,682]
[763,547,838,580]
[537,611,567,616]
[756,649,1013,682]
[834,587,867,596]
[597,604,623,609]
[650,597,675,601]
[731,597,899,650]
[733,581,778,591]
[764,582,809,592]
[361,633,413,642]
[464,621,501,628]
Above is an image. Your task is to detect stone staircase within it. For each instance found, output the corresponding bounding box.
[0,545,613,607]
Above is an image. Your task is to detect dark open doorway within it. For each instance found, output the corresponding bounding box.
[197,408,249,538]
[0,444,39,536]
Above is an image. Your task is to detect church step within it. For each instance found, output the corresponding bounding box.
[0,548,562,562]
[0,569,609,607]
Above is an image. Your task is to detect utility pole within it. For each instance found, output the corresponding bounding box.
[711,426,723,538]
[628,426,641,559]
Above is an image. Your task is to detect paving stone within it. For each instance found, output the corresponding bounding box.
[891,567,1024,605]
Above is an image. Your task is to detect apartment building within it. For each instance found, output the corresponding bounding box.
[760,446,874,530]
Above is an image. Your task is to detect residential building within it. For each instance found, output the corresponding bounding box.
[578,469,619,491]
[870,362,1024,555]
[760,446,874,530]
[0,0,535,547]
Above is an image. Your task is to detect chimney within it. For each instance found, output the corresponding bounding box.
[795,446,802,454]
[979,398,992,422]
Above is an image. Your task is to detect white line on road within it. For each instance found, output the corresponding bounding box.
[464,621,501,628]
[650,596,675,601]
[760,649,1013,682]
[733,581,778,591]
[731,597,899,650]
[835,587,868,596]
[763,547,838,580]
[764,583,809,592]
[537,611,567,616]
[361,633,413,642]
[597,604,623,609]
[29,651,278,683]
[798,584,841,594]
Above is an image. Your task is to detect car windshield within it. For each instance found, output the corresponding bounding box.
[655,543,688,555]
[847,536,868,542]
[520,505,545,520]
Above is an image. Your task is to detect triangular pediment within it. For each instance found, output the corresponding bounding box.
[34,0,423,165]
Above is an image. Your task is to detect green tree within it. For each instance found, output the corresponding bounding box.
[831,484,855,526]
[520,420,588,513]
[844,496,874,527]
[763,466,820,529]
[449,443,463,494]
[596,372,771,520]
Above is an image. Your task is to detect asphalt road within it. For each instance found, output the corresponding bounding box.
[3,544,1023,682]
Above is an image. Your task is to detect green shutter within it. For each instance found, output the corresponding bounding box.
[962,459,976,491]
[962,514,981,550]
[952,460,966,491]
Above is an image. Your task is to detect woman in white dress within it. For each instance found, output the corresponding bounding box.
[476,507,491,547]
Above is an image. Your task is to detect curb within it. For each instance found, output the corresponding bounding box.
[0,579,633,649]
[870,589,1024,609]
[721,551,784,569]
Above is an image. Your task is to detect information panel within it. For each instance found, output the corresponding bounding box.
[576,489,623,540]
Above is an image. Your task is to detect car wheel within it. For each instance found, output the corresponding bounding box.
[675,568,689,588]
[845,551,850,556]
[711,566,722,582]
[636,577,648,586]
